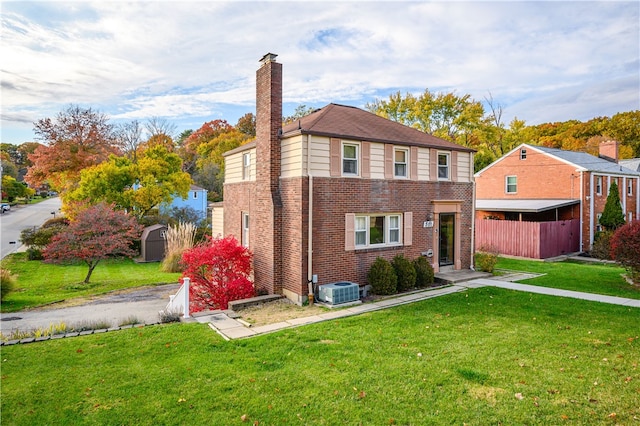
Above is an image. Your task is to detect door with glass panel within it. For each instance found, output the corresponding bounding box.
[439,213,455,266]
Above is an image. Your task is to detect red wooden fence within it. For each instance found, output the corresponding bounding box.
[475,219,580,259]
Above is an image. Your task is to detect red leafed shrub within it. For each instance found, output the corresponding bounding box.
[610,220,640,283]
[181,236,254,312]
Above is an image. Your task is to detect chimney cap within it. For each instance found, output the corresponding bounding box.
[260,53,278,65]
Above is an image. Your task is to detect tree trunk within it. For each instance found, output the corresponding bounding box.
[83,260,100,284]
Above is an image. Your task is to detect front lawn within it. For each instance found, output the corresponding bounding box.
[1,287,638,425]
[1,253,181,312]
[496,257,640,299]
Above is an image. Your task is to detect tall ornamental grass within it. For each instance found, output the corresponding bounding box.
[161,221,196,272]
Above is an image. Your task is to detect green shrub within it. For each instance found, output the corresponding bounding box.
[368,257,397,295]
[474,246,499,273]
[591,231,613,260]
[1,268,17,301]
[392,254,416,292]
[413,256,434,288]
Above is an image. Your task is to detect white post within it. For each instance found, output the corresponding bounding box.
[183,277,190,318]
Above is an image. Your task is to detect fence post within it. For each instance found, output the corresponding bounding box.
[183,277,190,318]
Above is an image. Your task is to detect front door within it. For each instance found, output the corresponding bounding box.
[439,213,455,266]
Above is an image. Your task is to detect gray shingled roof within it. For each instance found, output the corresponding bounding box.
[282,103,474,152]
[534,145,640,176]
[620,158,640,172]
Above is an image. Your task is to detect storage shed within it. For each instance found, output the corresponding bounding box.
[140,224,167,262]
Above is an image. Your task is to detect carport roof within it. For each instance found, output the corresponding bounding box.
[476,199,580,213]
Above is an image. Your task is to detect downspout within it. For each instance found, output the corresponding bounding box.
[579,171,584,252]
[589,173,594,249]
[306,134,314,302]
[470,152,476,270]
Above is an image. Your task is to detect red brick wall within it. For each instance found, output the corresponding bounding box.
[308,178,474,288]
[476,149,581,199]
[223,181,255,242]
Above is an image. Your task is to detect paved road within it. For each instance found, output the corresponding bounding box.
[0,283,180,335]
[0,197,63,259]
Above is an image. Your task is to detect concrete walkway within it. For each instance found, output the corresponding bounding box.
[201,278,640,341]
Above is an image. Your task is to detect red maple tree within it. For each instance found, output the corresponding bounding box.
[181,236,254,311]
[610,220,640,283]
[43,203,142,284]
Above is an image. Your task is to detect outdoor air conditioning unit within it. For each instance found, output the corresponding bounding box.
[318,282,360,305]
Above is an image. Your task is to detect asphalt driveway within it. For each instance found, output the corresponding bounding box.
[0,283,180,335]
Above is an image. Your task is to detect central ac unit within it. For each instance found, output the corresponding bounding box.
[318,282,360,305]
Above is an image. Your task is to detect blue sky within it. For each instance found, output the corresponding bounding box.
[2,1,638,144]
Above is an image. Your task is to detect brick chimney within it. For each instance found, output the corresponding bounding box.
[598,140,619,162]
[254,53,282,295]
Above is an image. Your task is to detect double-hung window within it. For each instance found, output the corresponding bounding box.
[343,144,358,176]
[394,148,408,178]
[354,214,402,248]
[437,153,450,180]
[520,149,527,160]
[241,213,250,247]
[242,153,251,180]
[628,179,633,196]
[595,176,602,195]
[506,176,517,194]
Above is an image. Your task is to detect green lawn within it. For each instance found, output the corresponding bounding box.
[1,253,181,312]
[1,287,638,425]
[496,257,640,299]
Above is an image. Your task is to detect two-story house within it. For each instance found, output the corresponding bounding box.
[159,184,208,223]
[216,53,475,303]
[475,142,640,255]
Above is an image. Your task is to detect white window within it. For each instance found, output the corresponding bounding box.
[241,213,249,247]
[242,153,251,180]
[437,153,450,180]
[628,179,633,196]
[520,149,527,160]
[343,143,358,175]
[193,191,197,199]
[596,213,602,233]
[394,148,408,178]
[354,214,402,248]
[506,176,517,194]
[596,176,602,195]
[629,212,633,222]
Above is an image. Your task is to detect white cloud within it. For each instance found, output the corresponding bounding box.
[1,1,638,143]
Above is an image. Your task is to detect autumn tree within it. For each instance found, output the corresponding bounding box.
[283,105,315,124]
[145,116,177,140]
[43,203,143,284]
[610,220,640,283]
[236,112,256,137]
[600,180,625,230]
[25,105,120,194]
[115,120,143,162]
[65,145,192,219]
[181,236,254,311]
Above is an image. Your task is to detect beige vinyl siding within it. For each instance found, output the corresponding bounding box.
[418,148,430,181]
[225,148,256,184]
[369,143,386,179]
[309,136,331,177]
[456,151,472,183]
[211,206,224,237]
[281,136,304,178]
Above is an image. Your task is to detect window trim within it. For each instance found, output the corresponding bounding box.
[241,212,250,248]
[505,175,517,194]
[342,143,359,176]
[627,179,633,196]
[520,149,527,160]
[242,152,251,180]
[354,214,402,249]
[595,176,602,195]
[394,147,409,178]
[437,152,450,181]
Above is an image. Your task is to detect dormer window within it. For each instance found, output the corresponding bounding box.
[520,149,527,160]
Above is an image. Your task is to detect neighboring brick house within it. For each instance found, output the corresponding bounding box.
[475,142,640,253]
[218,53,475,303]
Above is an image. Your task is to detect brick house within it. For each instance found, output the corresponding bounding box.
[215,53,475,303]
[475,142,640,254]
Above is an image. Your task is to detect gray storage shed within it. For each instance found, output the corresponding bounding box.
[140,224,167,262]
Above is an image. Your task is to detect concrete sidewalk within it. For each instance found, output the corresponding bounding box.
[202,278,640,341]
